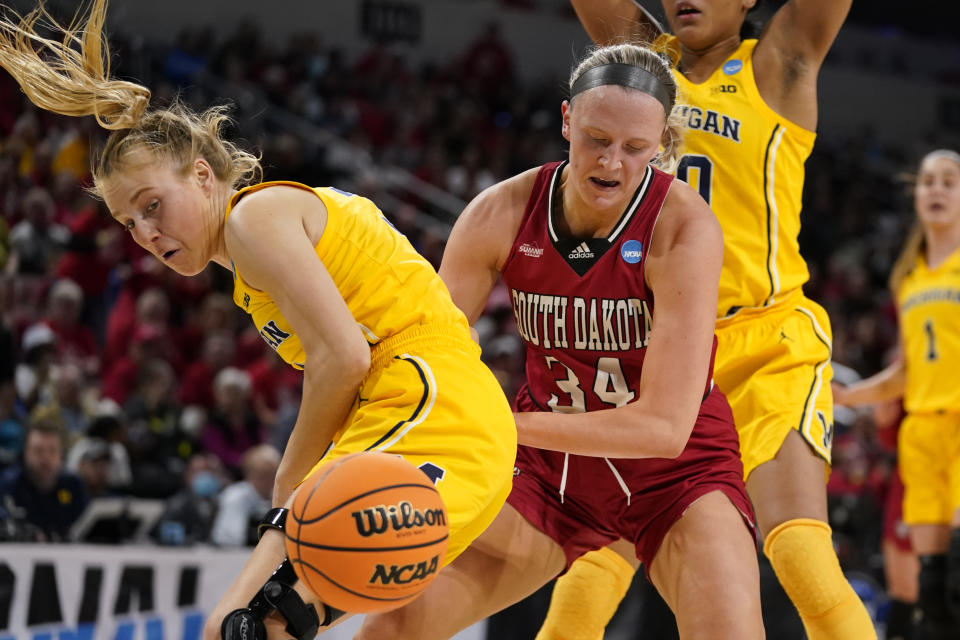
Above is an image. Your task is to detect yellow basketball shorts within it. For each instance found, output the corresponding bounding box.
[305,325,517,566]
[714,290,834,480]
[898,411,960,526]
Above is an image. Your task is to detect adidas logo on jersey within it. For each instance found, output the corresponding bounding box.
[518,242,544,258]
[568,242,595,259]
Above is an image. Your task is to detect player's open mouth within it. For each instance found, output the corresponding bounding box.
[162,249,178,260]
[591,177,619,188]
[676,3,700,18]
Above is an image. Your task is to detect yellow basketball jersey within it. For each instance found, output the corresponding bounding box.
[226,181,470,369]
[670,39,816,318]
[897,250,960,413]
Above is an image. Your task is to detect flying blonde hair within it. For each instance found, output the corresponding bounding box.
[0,0,261,195]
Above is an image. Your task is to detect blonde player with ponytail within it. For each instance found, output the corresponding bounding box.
[834,150,960,640]
[0,2,517,638]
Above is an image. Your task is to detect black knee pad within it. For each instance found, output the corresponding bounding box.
[918,554,953,638]
[946,529,960,621]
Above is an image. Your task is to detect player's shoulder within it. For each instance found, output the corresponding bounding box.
[228,183,324,227]
[662,178,716,226]
[456,166,541,241]
[653,178,723,254]
[469,167,539,219]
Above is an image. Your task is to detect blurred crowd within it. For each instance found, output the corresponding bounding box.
[0,12,956,608]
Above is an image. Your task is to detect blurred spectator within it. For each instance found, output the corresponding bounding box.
[152,452,226,546]
[14,322,58,410]
[176,292,237,369]
[72,438,113,498]
[209,444,279,547]
[179,329,236,410]
[104,285,179,369]
[460,22,515,95]
[33,361,89,437]
[6,186,67,276]
[101,323,170,405]
[66,410,132,494]
[245,347,302,429]
[123,358,192,498]
[0,380,23,467]
[201,367,264,475]
[41,278,98,374]
[0,418,88,541]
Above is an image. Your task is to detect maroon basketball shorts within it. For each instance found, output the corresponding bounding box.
[883,465,912,552]
[509,386,756,577]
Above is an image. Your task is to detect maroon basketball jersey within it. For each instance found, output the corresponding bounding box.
[501,161,716,414]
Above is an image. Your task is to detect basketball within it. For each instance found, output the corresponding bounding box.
[284,451,450,614]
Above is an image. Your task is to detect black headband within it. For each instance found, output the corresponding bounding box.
[570,63,673,115]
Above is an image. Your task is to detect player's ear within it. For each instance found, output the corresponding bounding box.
[193,158,215,195]
[561,100,572,142]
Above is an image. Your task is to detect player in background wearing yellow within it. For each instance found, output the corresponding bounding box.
[834,150,960,640]
[0,3,516,639]
[539,1,876,638]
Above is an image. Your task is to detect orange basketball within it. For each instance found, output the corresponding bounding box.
[284,451,449,614]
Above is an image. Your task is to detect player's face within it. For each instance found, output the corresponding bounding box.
[562,86,665,215]
[660,0,756,48]
[102,155,221,276]
[915,154,960,231]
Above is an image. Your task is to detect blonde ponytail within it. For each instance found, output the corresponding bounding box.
[0,0,150,129]
[0,0,261,192]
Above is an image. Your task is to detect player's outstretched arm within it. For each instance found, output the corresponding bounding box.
[832,354,906,408]
[569,0,662,45]
[514,180,722,459]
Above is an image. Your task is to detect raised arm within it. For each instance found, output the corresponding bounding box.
[515,180,723,458]
[762,0,854,68]
[225,186,371,507]
[569,0,662,45]
[439,170,535,324]
[753,0,853,128]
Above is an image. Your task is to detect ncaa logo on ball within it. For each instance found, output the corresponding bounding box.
[352,500,447,537]
[621,239,643,264]
[370,554,440,585]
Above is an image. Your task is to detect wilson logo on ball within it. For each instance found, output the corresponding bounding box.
[369,555,440,585]
[351,500,447,537]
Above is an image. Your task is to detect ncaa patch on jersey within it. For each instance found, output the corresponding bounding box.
[723,59,743,75]
[621,239,643,264]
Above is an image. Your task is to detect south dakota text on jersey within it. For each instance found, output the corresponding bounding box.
[510,290,652,352]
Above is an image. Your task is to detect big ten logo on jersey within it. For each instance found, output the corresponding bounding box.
[711,84,737,95]
[510,289,651,352]
[259,319,290,350]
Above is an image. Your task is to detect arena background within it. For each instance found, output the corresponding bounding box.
[1,1,959,638]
